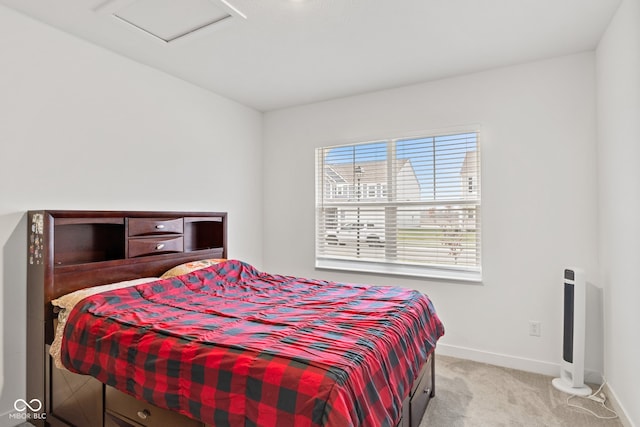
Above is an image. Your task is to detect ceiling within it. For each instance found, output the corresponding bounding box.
[1,0,621,111]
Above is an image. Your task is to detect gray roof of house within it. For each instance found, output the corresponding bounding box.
[325,159,411,185]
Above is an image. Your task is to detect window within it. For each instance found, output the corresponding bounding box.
[315,131,481,281]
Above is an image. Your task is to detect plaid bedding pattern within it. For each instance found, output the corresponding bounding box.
[62,260,444,427]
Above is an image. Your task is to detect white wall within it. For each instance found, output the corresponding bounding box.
[263,53,600,377]
[3,2,629,424]
[596,0,640,425]
[0,6,263,426]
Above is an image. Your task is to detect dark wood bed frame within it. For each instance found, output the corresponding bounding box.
[26,210,435,427]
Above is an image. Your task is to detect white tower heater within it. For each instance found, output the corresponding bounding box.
[552,268,592,396]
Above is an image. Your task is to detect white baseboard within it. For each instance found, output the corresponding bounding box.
[435,343,601,383]
[603,383,636,427]
[436,343,634,426]
[436,343,559,376]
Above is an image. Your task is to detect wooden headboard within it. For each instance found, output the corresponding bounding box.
[28,210,227,341]
[26,210,227,421]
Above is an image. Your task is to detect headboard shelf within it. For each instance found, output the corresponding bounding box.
[54,217,125,226]
[54,222,126,265]
[52,246,223,273]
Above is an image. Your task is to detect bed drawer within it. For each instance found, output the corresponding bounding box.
[410,354,433,427]
[128,218,183,236]
[128,236,184,258]
[105,386,202,427]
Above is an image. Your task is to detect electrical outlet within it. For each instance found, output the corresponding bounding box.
[529,321,541,337]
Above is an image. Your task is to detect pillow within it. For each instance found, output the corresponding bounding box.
[52,277,159,311]
[159,258,226,279]
[50,277,159,369]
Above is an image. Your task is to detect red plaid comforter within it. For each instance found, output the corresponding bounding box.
[62,260,444,427]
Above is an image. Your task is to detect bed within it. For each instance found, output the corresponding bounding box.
[26,210,444,427]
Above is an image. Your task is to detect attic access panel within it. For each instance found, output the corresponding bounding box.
[97,0,246,44]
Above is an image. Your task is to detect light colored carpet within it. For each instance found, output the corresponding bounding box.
[421,355,622,427]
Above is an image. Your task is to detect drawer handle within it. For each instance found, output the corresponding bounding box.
[423,387,431,395]
[137,409,151,420]
[155,224,165,229]
[155,243,165,250]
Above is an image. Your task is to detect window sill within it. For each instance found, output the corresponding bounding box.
[315,258,482,283]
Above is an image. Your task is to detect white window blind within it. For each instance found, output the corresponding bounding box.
[315,132,481,281]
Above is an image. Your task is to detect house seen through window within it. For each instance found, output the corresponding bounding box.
[315,131,481,281]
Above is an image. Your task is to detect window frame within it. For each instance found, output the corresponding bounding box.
[315,129,482,282]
